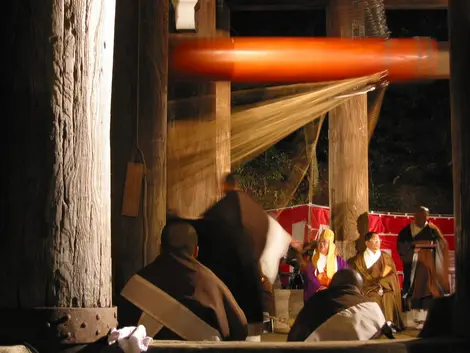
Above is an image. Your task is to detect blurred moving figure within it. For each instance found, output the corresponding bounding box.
[194,173,291,341]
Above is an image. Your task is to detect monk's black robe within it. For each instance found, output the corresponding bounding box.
[194,190,268,326]
[119,253,248,341]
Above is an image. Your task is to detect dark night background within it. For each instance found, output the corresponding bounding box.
[230,10,452,214]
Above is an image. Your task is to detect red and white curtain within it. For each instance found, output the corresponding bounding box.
[270,204,455,290]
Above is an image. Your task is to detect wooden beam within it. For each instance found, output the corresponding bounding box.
[167,0,220,218]
[137,0,169,264]
[327,0,369,260]
[110,0,169,296]
[215,2,232,198]
[449,0,470,338]
[228,0,323,11]
[227,0,448,11]
[384,0,448,9]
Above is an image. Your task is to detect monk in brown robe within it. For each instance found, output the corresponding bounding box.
[397,206,450,329]
[119,221,248,341]
[350,232,404,331]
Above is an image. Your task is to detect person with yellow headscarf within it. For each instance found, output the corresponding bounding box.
[303,229,348,302]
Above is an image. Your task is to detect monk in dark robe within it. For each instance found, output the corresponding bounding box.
[288,269,388,342]
[119,221,248,341]
[350,232,404,331]
[193,173,291,341]
[397,206,450,329]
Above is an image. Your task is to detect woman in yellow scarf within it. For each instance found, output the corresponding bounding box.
[303,229,349,302]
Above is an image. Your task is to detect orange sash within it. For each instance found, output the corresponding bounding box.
[317,271,332,287]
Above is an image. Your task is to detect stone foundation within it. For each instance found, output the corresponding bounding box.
[273,289,304,333]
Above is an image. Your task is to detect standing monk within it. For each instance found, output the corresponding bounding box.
[397,206,450,329]
[303,229,348,302]
[350,232,404,331]
[196,173,291,341]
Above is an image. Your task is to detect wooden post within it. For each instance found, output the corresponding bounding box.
[137,0,169,264]
[216,1,232,197]
[327,0,369,260]
[1,0,117,350]
[168,0,229,218]
[448,0,470,338]
[111,0,169,295]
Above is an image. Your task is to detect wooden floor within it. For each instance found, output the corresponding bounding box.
[261,329,421,342]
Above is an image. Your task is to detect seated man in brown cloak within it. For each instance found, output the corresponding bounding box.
[118,220,248,341]
[349,232,404,331]
[287,269,389,342]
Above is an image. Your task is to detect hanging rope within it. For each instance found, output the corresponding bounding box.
[167,73,385,200]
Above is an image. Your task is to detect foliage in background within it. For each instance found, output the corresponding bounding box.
[236,147,309,209]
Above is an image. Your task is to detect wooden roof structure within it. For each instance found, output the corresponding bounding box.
[227,0,448,11]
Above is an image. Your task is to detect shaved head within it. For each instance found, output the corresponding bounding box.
[414,206,430,227]
[161,221,198,256]
[330,269,364,292]
[223,173,239,194]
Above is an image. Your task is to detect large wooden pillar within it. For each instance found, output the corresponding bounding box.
[1,0,116,350]
[448,0,470,337]
[327,0,369,260]
[215,2,232,197]
[167,0,231,217]
[111,0,169,295]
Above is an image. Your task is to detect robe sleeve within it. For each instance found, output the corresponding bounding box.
[302,262,320,302]
[378,254,399,291]
[432,228,451,294]
[337,256,349,270]
[236,230,266,324]
[222,287,249,341]
[397,227,414,264]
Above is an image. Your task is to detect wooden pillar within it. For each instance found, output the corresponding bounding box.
[215,2,232,197]
[167,0,230,217]
[111,0,169,296]
[137,0,169,264]
[327,0,369,260]
[1,0,116,350]
[448,0,470,337]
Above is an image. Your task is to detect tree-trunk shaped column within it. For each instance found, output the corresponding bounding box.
[327,0,370,260]
[1,0,116,351]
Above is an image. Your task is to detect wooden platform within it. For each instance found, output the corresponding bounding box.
[144,338,466,353]
[261,328,420,341]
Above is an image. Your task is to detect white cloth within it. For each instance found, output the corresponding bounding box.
[305,301,386,342]
[364,248,381,269]
[108,326,153,353]
[413,309,428,323]
[245,335,261,342]
[411,221,428,237]
[316,254,327,274]
[259,215,292,284]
